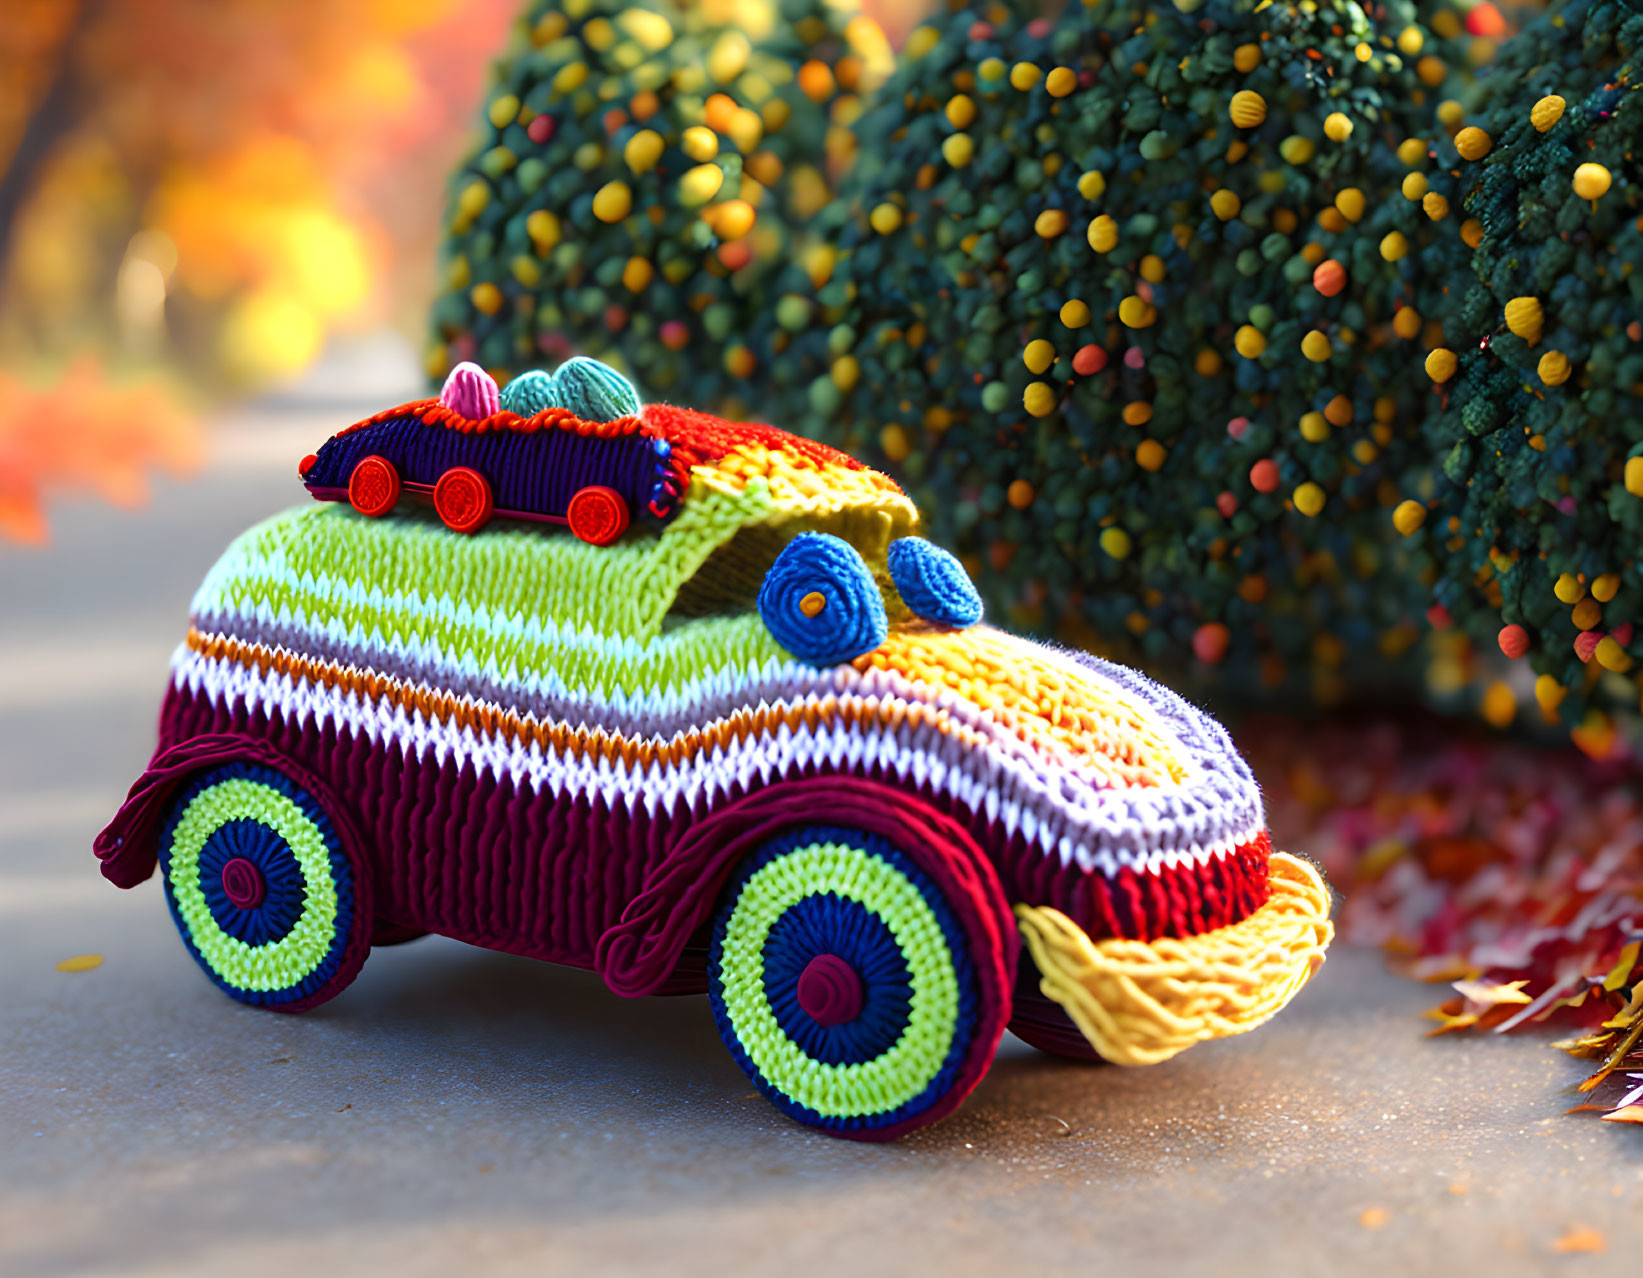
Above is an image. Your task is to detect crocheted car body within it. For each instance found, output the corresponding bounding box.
[98,370,1331,1139]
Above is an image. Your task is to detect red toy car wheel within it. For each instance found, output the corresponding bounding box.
[566,485,630,545]
[348,455,400,518]
[434,466,494,534]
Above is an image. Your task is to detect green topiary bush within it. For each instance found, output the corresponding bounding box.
[428,0,890,412]
[778,0,1469,707]
[1394,0,1643,743]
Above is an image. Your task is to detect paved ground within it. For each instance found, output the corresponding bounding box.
[3,382,1642,1277]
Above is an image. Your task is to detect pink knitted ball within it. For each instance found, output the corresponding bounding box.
[440,361,501,419]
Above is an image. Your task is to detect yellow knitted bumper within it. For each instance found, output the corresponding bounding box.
[1013,852,1333,1066]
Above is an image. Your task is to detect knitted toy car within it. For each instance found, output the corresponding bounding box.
[96,359,1332,1140]
[297,357,671,543]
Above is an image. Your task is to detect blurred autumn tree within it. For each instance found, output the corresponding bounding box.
[0,0,514,540]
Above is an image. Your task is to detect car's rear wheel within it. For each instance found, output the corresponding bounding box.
[157,762,370,1012]
[708,823,1009,1139]
[565,484,629,545]
[433,466,494,534]
[347,454,400,517]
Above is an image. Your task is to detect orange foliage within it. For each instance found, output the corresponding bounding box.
[0,0,513,539]
[0,360,201,543]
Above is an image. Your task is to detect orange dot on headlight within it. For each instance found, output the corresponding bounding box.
[800,591,827,617]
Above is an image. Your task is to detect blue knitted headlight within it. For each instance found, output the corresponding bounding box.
[887,538,983,628]
[758,533,888,666]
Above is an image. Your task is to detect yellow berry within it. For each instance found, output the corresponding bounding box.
[1534,674,1566,714]
[1140,254,1165,283]
[1229,90,1266,128]
[1293,482,1326,517]
[681,126,718,161]
[869,202,903,234]
[1099,527,1132,559]
[470,282,504,315]
[1397,137,1428,167]
[1035,209,1069,238]
[1062,299,1094,328]
[1596,637,1633,673]
[1299,411,1329,443]
[1425,348,1457,382]
[679,164,725,205]
[1301,330,1332,362]
[1628,456,1643,497]
[1024,381,1057,417]
[1572,597,1602,630]
[1574,163,1612,200]
[1504,296,1544,344]
[1210,189,1242,220]
[1422,192,1450,220]
[1009,62,1042,91]
[1115,296,1152,328]
[1280,135,1315,165]
[1324,112,1352,141]
[945,94,976,129]
[1481,681,1516,729]
[1008,479,1035,508]
[592,181,632,222]
[1046,67,1077,97]
[1402,172,1429,201]
[942,134,974,167]
[1136,439,1166,471]
[1553,572,1585,604]
[1380,231,1409,261]
[1335,188,1366,222]
[1454,126,1492,161]
[1078,170,1106,200]
[1397,25,1424,55]
[1234,43,1260,73]
[1023,339,1056,374]
[1593,573,1621,603]
[1393,500,1426,535]
[1531,95,1566,132]
[1393,307,1422,339]
[624,129,664,173]
[1086,214,1118,253]
[1235,325,1267,359]
[1538,350,1570,386]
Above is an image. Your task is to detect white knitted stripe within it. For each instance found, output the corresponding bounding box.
[171,645,1263,879]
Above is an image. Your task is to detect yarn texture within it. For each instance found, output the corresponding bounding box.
[99,386,1328,1136]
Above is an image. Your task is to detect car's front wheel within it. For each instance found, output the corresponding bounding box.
[707,823,1010,1139]
[157,762,370,1012]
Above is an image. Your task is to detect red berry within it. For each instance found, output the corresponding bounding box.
[1466,2,1507,37]
[1227,416,1249,440]
[1427,604,1452,630]
[1249,459,1280,492]
[1575,630,1603,662]
[1072,344,1107,375]
[660,320,690,350]
[1193,622,1230,665]
[1497,623,1529,659]
[527,115,555,144]
[1216,491,1237,517]
[1312,259,1346,297]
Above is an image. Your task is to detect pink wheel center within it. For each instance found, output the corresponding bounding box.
[796,954,864,1027]
[221,857,266,910]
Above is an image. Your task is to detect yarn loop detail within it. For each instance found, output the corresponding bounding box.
[757,532,888,666]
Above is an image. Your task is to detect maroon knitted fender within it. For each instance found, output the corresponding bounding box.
[595,774,1018,1000]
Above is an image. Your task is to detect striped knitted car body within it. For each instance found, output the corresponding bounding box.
[97,371,1330,1139]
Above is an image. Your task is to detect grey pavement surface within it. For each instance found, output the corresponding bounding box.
[4,383,1642,1277]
